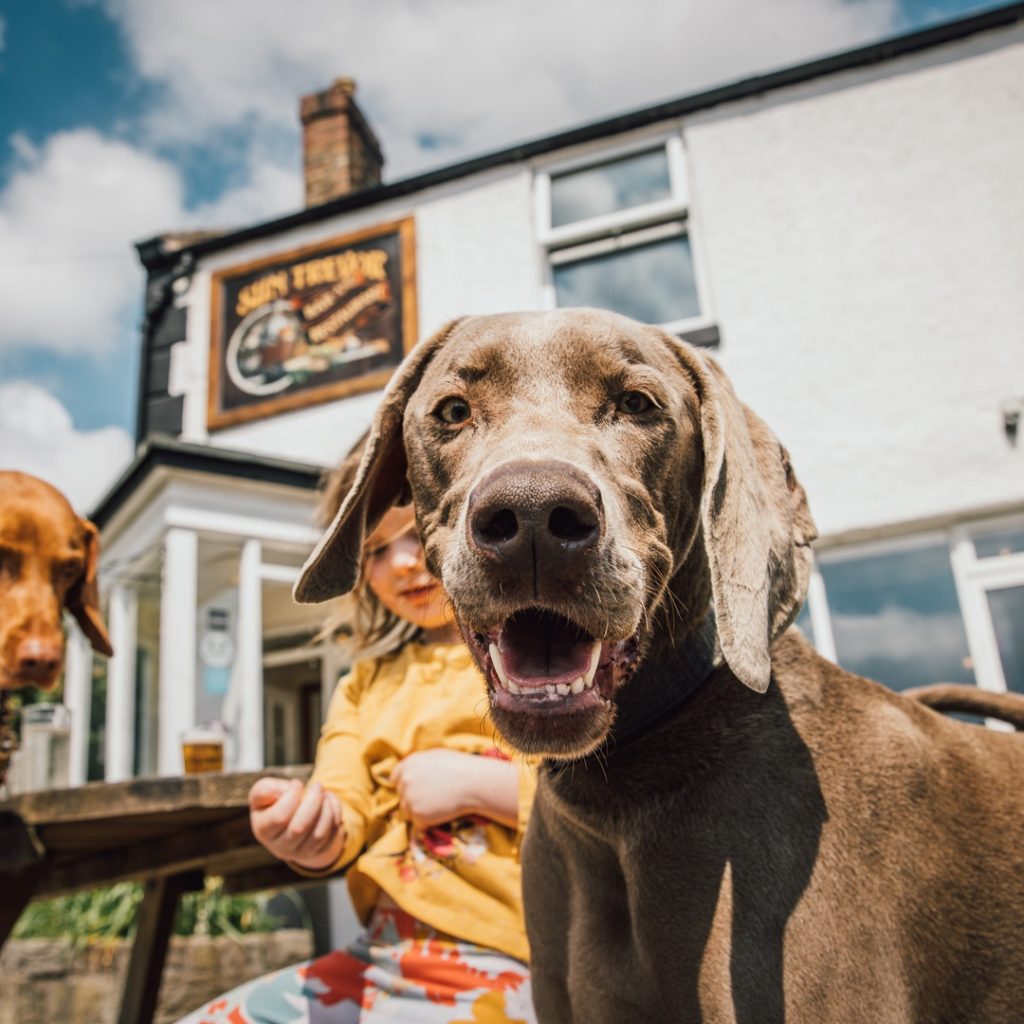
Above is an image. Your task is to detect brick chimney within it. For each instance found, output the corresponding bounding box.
[300,77,384,207]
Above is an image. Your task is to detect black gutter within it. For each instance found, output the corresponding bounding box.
[136,1,1024,272]
[91,435,323,529]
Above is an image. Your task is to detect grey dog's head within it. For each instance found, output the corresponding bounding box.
[296,310,816,759]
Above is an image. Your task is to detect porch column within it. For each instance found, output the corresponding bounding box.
[158,528,198,776]
[63,628,93,786]
[235,539,264,771]
[105,583,138,782]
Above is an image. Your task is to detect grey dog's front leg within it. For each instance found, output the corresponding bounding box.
[529,966,576,1024]
[522,802,575,1022]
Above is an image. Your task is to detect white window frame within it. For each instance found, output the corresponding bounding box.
[805,514,1024,698]
[534,132,716,338]
[950,514,1024,695]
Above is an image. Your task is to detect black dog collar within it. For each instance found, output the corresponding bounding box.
[603,608,720,750]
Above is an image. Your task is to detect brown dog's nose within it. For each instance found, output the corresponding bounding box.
[15,636,64,683]
[468,460,603,571]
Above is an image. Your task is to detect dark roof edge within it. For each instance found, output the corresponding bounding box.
[135,2,1024,272]
[91,434,323,529]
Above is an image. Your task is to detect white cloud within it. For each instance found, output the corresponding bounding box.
[0,382,133,513]
[97,0,900,179]
[0,129,301,359]
[190,159,300,228]
[0,128,297,500]
[0,130,183,356]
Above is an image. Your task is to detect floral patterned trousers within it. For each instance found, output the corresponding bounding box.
[176,899,537,1024]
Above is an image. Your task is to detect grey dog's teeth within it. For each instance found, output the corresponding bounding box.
[489,643,510,687]
[489,639,600,698]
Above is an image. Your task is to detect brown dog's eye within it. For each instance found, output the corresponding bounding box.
[55,560,82,584]
[617,391,654,415]
[436,397,472,426]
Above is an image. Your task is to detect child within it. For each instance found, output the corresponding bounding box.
[178,472,536,1023]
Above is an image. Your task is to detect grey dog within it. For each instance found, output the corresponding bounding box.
[298,309,1024,1024]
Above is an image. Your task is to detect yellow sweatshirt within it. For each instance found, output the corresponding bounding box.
[308,641,535,962]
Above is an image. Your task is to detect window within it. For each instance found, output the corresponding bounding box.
[798,517,1024,708]
[953,517,1024,695]
[818,541,975,692]
[973,524,1024,559]
[550,147,672,226]
[537,136,716,344]
[987,585,1024,693]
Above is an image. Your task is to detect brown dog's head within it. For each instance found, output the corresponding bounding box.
[0,471,113,691]
[297,310,815,758]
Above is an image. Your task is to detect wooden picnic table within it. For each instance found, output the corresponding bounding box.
[0,766,314,1024]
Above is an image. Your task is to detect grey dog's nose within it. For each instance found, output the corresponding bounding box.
[468,460,603,571]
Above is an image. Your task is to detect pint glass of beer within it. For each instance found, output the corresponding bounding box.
[181,722,226,774]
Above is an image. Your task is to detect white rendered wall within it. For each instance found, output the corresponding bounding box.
[684,27,1024,541]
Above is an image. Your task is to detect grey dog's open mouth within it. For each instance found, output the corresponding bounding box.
[466,608,640,715]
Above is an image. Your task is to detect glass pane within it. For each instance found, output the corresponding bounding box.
[820,544,975,691]
[553,235,700,325]
[551,149,671,227]
[974,525,1024,559]
[987,585,1024,693]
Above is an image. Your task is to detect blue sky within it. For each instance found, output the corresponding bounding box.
[0,0,1013,509]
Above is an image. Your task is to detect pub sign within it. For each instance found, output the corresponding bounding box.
[208,218,416,429]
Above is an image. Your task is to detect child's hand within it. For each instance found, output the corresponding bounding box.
[248,777,345,871]
[392,749,519,830]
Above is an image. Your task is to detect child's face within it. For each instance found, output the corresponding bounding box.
[364,505,454,634]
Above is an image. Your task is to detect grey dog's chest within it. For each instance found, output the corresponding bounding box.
[522,774,742,1023]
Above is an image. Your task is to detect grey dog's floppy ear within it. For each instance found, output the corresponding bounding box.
[674,344,817,692]
[294,319,465,603]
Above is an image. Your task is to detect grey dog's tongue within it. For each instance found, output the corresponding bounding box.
[498,610,592,681]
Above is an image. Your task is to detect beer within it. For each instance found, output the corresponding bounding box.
[181,723,226,774]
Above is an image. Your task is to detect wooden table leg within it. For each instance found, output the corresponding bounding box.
[0,865,43,948]
[0,811,45,947]
[117,870,203,1024]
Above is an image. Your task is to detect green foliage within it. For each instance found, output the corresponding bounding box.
[174,877,285,940]
[13,877,285,946]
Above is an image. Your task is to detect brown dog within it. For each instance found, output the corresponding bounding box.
[297,310,1024,1023]
[0,471,112,691]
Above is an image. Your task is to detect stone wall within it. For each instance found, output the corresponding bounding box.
[0,929,313,1024]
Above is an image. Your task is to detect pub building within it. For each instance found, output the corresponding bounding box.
[69,5,1020,845]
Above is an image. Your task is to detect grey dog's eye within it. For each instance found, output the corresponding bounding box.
[436,397,472,425]
[617,391,654,415]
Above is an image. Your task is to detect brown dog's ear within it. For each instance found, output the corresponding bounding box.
[678,347,816,692]
[294,318,465,604]
[66,518,114,657]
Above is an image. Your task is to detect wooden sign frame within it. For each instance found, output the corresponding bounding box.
[207,218,416,430]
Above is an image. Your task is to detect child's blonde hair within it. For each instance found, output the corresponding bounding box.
[317,435,419,662]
